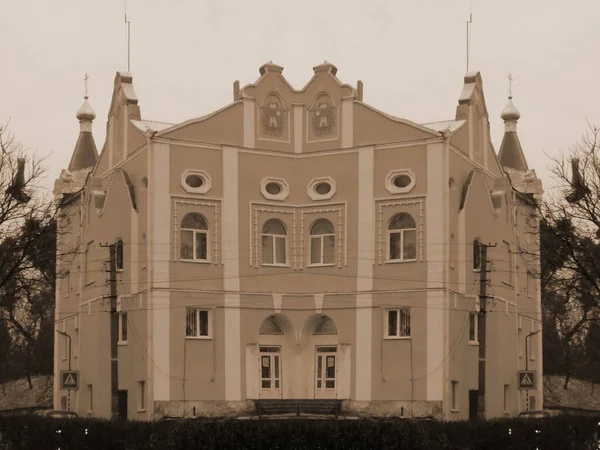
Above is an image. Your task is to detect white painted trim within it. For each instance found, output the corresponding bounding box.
[150,141,171,402]
[260,177,290,201]
[314,293,325,313]
[457,210,466,294]
[307,177,336,201]
[222,146,241,401]
[181,169,212,195]
[356,146,374,401]
[272,293,283,313]
[131,206,139,294]
[243,98,255,149]
[385,169,416,195]
[426,142,446,401]
[293,104,303,154]
[341,98,353,149]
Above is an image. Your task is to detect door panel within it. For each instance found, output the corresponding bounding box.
[315,347,337,399]
[259,347,282,398]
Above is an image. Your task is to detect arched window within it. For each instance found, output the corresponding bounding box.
[473,239,481,271]
[180,213,208,261]
[262,219,287,265]
[314,316,337,335]
[310,219,335,265]
[115,239,124,271]
[259,316,283,335]
[389,213,416,261]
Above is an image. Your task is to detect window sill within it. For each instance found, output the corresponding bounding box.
[385,259,417,264]
[504,411,511,416]
[261,263,291,268]
[86,411,93,416]
[450,409,459,413]
[180,259,211,264]
[186,336,213,340]
[473,269,481,273]
[384,336,411,340]
[117,269,124,273]
[137,409,146,413]
[307,263,336,268]
[118,341,128,346]
[468,341,479,346]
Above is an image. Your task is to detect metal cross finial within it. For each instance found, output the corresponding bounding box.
[508,73,513,99]
[84,73,89,99]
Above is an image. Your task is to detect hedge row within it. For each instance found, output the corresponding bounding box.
[0,415,599,449]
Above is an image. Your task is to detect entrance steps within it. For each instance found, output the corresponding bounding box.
[255,399,342,417]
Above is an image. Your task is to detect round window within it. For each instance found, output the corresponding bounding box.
[393,174,412,188]
[315,182,332,195]
[265,182,282,195]
[185,174,204,188]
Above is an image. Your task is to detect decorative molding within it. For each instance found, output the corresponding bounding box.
[181,169,211,195]
[260,177,290,201]
[172,197,221,263]
[385,169,416,195]
[307,177,336,201]
[314,293,325,314]
[250,202,347,270]
[375,197,425,264]
[272,294,283,313]
[306,93,339,143]
[257,92,290,143]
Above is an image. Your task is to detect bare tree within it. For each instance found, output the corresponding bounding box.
[0,122,73,388]
[533,124,600,389]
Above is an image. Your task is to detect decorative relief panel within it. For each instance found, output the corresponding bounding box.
[172,197,221,263]
[258,93,290,142]
[307,93,338,142]
[250,202,347,270]
[375,197,425,264]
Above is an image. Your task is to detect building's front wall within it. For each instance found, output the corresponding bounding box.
[55,65,542,421]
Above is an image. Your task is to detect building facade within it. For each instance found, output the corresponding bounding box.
[53,62,543,420]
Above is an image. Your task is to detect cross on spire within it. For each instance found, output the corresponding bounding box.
[84,73,89,99]
[508,73,513,99]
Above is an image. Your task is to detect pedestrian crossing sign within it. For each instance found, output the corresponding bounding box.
[517,370,537,390]
[60,370,80,390]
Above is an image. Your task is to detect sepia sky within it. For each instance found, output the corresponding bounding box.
[1,0,599,193]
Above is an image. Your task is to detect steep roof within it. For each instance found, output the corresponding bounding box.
[68,131,98,171]
[498,132,528,171]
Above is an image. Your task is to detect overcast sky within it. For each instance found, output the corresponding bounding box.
[1,0,599,193]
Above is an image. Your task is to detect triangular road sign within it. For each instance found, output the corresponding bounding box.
[64,374,77,386]
[520,373,534,387]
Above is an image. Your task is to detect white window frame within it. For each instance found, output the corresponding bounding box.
[180,214,210,263]
[261,220,288,266]
[307,177,336,201]
[308,220,336,267]
[385,308,411,339]
[138,381,146,412]
[186,308,212,339]
[385,169,416,195]
[118,312,128,344]
[87,384,93,414]
[469,312,479,344]
[260,177,290,201]
[451,380,459,411]
[387,214,417,263]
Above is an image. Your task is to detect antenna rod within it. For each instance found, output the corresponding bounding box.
[466,13,472,72]
[125,0,131,72]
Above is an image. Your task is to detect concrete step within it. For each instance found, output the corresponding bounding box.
[255,399,342,417]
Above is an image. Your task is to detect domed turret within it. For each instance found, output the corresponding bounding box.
[76,96,96,122]
[501,97,520,122]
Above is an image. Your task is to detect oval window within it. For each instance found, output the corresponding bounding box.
[265,182,282,195]
[315,182,331,195]
[185,175,204,188]
[393,174,411,188]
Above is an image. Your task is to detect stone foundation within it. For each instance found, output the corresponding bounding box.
[154,400,255,419]
[342,400,443,419]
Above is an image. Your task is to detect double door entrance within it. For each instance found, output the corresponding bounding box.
[258,345,338,399]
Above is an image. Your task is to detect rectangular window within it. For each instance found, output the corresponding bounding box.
[504,384,509,412]
[186,309,210,338]
[386,309,410,338]
[262,235,287,265]
[469,312,478,343]
[116,240,124,271]
[451,381,458,410]
[87,385,93,412]
[118,312,128,343]
[138,381,146,411]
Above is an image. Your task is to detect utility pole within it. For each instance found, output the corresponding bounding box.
[477,243,495,420]
[101,243,119,420]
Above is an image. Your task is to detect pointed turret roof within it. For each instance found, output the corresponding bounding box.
[498,96,528,171]
[68,94,98,171]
